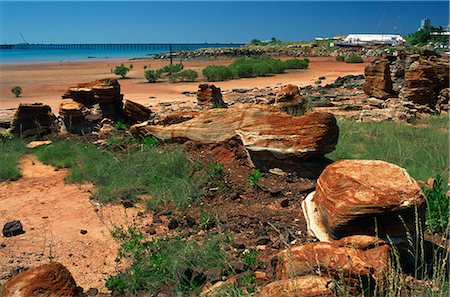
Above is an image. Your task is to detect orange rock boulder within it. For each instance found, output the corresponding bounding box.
[274,84,308,116]
[363,59,395,99]
[2,262,77,297]
[196,84,227,109]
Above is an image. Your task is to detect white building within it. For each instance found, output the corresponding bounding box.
[343,34,406,45]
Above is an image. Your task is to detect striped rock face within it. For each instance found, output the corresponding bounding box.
[312,160,425,241]
[2,262,77,297]
[131,106,339,176]
[363,59,395,99]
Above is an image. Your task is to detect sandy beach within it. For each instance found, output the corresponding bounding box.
[0,57,367,113]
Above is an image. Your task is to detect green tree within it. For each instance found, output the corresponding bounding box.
[144,70,159,83]
[114,64,130,78]
[11,86,22,97]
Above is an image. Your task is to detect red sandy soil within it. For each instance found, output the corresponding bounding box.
[0,155,151,292]
[0,57,367,113]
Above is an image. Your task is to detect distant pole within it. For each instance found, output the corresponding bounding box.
[169,44,173,65]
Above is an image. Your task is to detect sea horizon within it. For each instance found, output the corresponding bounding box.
[0,43,243,64]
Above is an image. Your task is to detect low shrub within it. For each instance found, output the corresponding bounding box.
[11,86,22,97]
[336,55,345,62]
[169,69,198,82]
[203,65,233,81]
[423,175,449,234]
[144,70,159,83]
[114,64,131,78]
[345,54,364,63]
[284,58,309,69]
[158,64,183,76]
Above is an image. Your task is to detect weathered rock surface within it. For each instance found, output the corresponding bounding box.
[2,220,24,237]
[261,235,390,296]
[197,84,227,109]
[304,160,425,242]
[274,84,308,116]
[131,107,338,176]
[399,59,449,107]
[260,275,333,297]
[363,59,395,99]
[59,100,92,134]
[436,88,449,113]
[10,103,57,137]
[123,100,152,124]
[2,262,77,297]
[61,78,124,124]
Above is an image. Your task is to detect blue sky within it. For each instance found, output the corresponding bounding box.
[0,1,448,43]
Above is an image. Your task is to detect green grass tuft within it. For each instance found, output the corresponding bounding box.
[34,139,205,210]
[0,138,27,181]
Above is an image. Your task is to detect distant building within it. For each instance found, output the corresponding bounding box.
[342,34,406,46]
[421,18,431,30]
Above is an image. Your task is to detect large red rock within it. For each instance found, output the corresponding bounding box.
[2,262,77,297]
[196,84,227,109]
[399,59,449,106]
[274,84,308,116]
[10,103,57,137]
[303,160,425,241]
[363,59,395,99]
[131,107,338,176]
[275,235,390,281]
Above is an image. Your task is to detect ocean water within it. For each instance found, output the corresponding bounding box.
[0,48,166,63]
[0,44,242,63]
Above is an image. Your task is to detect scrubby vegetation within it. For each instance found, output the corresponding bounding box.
[169,69,198,82]
[34,138,205,210]
[345,54,364,63]
[10,86,22,97]
[106,224,232,295]
[114,64,132,78]
[406,26,449,46]
[202,56,309,81]
[0,138,27,181]
[144,69,159,83]
[156,63,183,76]
[336,55,345,62]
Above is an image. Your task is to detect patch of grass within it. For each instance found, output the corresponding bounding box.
[345,54,364,63]
[107,223,229,295]
[34,139,205,210]
[0,138,27,181]
[248,169,262,189]
[423,175,449,233]
[327,116,449,182]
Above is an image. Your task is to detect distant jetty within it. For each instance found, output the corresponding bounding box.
[0,43,244,51]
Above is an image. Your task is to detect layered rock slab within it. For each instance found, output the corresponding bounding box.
[274,84,308,116]
[303,160,425,242]
[2,262,77,297]
[10,103,57,137]
[363,59,395,99]
[131,107,339,176]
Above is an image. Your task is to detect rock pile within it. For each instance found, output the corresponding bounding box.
[302,160,425,242]
[60,78,124,133]
[363,52,449,113]
[261,235,390,296]
[10,103,57,137]
[197,84,227,109]
[2,262,77,297]
[123,100,153,124]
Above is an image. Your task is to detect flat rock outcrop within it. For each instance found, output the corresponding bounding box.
[10,103,57,137]
[131,107,338,175]
[59,100,92,134]
[123,100,152,124]
[261,235,390,296]
[196,84,227,109]
[363,59,395,99]
[2,262,77,297]
[303,160,425,242]
[274,84,308,116]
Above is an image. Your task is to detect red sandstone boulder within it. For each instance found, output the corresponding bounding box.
[196,84,227,109]
[10,103,57,137]
[123,100,152,124]
[2,262,77,297]
[303,160,425,242]
[131,107,338,176]
[274,84,308,116]
[363,59,395,99]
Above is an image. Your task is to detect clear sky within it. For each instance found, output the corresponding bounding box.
[0,1,448,44]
